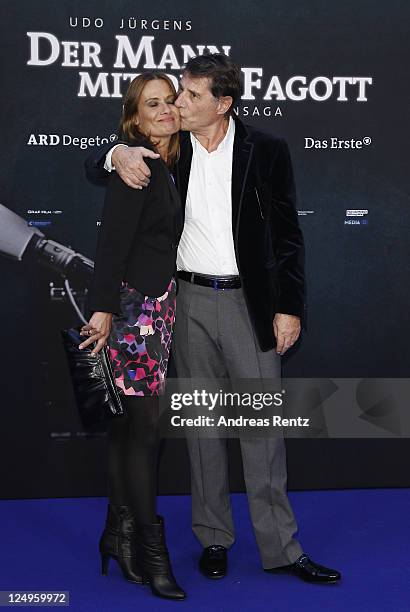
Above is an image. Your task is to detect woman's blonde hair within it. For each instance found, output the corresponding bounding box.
[118,72,179,167]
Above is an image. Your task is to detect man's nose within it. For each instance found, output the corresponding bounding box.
[175,92,184,108]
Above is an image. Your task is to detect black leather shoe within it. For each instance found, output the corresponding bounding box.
[136,516,186,600]
[266,554,341,584]
[199,545,227,579]
[99,505,144,584]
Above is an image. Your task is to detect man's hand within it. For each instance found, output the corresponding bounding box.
[79,312,113,355]
[112,146,160,189]
[273,313,301,355]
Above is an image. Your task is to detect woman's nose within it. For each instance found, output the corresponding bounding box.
[160,102,171,113]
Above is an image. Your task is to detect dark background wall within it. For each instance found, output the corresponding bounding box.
[0,0,409,498]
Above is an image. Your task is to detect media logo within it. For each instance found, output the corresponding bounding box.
[344,209,369,226]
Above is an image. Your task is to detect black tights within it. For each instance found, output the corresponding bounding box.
[107,396,162,524]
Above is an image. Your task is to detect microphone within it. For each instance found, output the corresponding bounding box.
[0,203,94,282]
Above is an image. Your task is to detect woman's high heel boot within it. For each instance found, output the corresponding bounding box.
[136,516,186,600]
[99,505,144,584]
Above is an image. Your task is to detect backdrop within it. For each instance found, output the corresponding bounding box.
[1,0,409,498]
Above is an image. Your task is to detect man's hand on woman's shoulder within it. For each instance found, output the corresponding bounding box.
[111,146,160,190]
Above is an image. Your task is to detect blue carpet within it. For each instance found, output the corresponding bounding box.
[1,490,410,611]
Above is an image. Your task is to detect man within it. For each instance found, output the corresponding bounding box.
[86,54,341,584]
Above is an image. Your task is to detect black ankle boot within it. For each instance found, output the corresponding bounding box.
[99,505,144,584]
[136,516,186,600]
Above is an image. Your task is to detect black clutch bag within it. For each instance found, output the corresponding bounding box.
[61,327,124,429]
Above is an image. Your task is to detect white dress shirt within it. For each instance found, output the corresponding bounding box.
[104,144,122,172]
[177,116,239,275]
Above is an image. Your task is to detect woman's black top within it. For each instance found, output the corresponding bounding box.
[87,156,182,315]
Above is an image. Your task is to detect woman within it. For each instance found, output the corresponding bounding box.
[78,72,185,601]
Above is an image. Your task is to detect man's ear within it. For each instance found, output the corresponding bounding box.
[216,96,233,116]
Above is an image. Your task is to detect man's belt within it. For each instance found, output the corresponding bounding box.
[178,271,241,290]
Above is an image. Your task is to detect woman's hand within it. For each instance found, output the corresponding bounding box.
[79,312,113,355]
